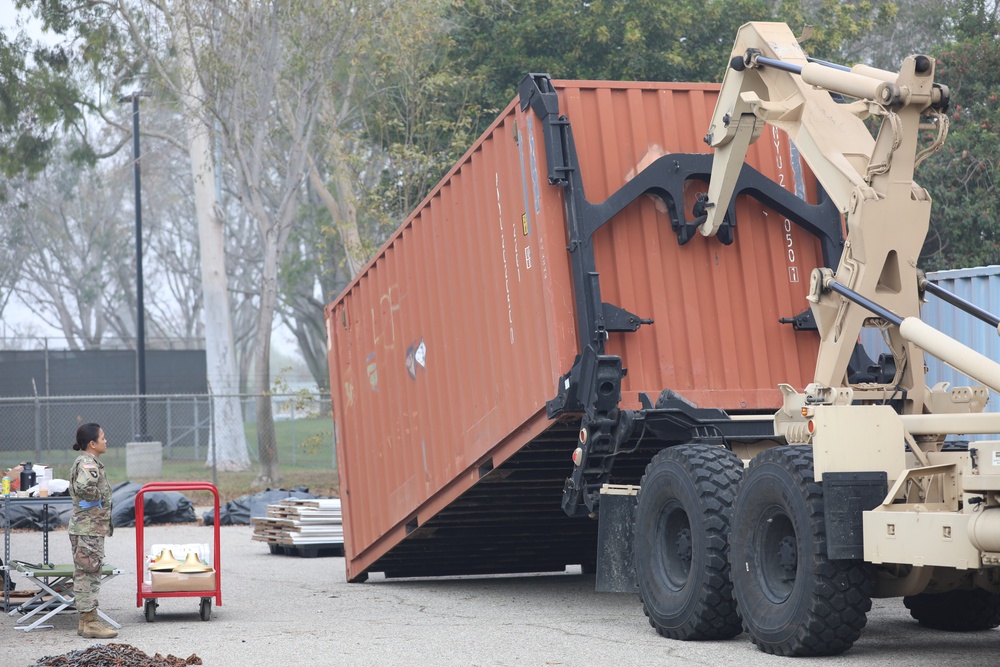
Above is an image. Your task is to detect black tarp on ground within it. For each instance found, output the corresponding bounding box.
[111,481,196,527]
[1,483,196,530]
[0,493,72,530]
[202,487,317,525]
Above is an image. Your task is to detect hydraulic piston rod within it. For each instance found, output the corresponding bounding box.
[829,280,1000,393]
[749,53,897,104]
[921,278,1000,330]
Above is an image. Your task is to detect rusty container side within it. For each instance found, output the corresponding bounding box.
[558,82,823,410]
[327,98,572,581]
[327,81,826,581]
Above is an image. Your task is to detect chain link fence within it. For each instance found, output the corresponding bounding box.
[0,393,335,483]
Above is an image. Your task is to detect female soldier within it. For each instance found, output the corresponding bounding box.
[70,423,118,639]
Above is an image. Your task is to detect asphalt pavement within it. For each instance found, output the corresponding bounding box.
[4,521,999,666]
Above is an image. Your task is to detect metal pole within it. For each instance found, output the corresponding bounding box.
[210,386,218,488]
[120,91,151,441]
[32,379,41,463]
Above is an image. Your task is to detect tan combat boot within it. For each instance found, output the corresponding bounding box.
[79,609,118,639]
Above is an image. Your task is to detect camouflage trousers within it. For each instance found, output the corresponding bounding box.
[70,534,105,612]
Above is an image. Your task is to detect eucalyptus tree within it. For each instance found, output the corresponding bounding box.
[128,1,253,469]
[1,5,123,322]
[272,0,483,391]
[278,194,337,392]
[0,10,95,191]
[10,126,204,349]
[357,0,481,225]
[133,105,206,344]
[10,0,252,469]
[192,0,388,484]
[0,195,25,321]
[225,204,263,394]
[8,144,134,349]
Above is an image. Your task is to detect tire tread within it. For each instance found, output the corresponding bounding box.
[730,446,873,656]
[636,445,744,640]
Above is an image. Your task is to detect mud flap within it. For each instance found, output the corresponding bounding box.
[595,485,639,593]
[823,471,887,560]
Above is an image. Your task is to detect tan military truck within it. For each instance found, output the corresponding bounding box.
[629,21,1000,656]
[326,20,1000,659]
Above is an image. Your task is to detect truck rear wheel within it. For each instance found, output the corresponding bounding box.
[729,446,873,656]
[634,444,743,640]
[903,589,1000,631]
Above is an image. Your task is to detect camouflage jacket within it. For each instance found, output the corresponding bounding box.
[69,451,114,537]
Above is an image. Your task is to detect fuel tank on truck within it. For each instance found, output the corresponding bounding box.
[325,80,829,583]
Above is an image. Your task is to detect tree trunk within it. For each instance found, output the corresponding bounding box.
[253,249,281,485]
[309,133,365,277]
[178,23,250,472]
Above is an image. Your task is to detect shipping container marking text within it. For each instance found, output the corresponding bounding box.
[771,127,799,283]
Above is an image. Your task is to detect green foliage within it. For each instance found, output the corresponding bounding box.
[920,29,1000,270]
[780,1,901,61]
[333,0,891,230]
[355,0,483,230]
[345,0,905,281]
[0,1,138,187]
[242,416,335,469]
[951,0,1000,40]
[445,0,897,119]
[0,30,61,180]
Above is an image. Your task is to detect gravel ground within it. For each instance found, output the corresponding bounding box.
[4,520,1000,666]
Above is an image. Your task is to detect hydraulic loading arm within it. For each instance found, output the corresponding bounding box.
[700,22,955,407]
[619,23,1000,651]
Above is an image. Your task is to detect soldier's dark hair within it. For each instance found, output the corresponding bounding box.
[74,423,102,451]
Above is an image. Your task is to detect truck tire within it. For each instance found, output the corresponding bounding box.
[729,446,873,656]
[903,589,1000,631]
[634,444,744,640]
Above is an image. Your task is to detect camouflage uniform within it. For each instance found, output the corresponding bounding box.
[69,451,113,612]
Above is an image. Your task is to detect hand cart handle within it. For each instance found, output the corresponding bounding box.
[135,482,222,607]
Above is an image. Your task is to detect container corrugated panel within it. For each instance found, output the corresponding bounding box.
[920,266,1000,440]
[326,81,827,581]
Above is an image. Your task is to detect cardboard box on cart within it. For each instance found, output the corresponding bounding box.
[147,542,215,592]
[150,571,217,593]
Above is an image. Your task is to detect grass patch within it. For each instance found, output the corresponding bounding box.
[120,462,339,504]
[5,418,339,504]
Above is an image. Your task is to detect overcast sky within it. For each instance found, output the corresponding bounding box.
[1,1,47,40]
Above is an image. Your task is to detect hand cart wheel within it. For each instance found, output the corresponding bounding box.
[144,598,157,622]
[199,597,212,621]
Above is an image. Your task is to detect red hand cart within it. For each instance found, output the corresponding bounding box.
[134,482,222,622]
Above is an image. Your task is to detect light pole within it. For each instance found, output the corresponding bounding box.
[119,91,151,441]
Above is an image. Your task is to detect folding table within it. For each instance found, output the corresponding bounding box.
[7,562,122,631]
[2,495,73,611]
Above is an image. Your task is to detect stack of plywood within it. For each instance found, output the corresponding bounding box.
[251,498,344,557]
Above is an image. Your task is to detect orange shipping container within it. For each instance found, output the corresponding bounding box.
[326,78,839,582]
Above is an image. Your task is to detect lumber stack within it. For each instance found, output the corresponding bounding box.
[251,498,344,557]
